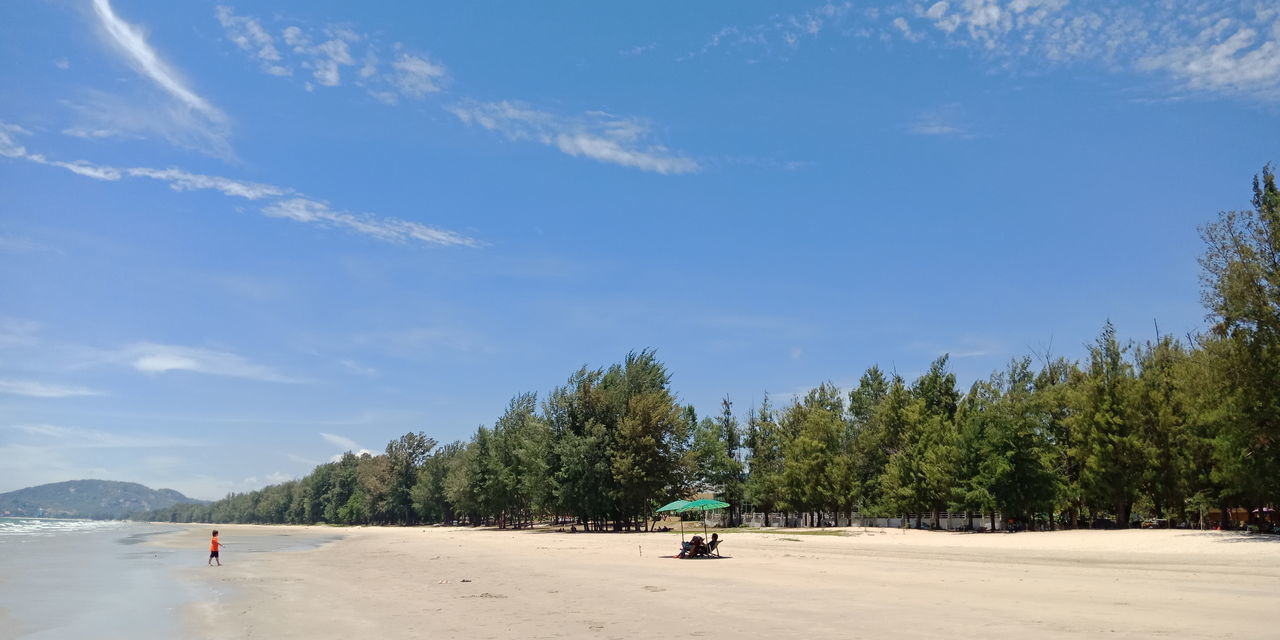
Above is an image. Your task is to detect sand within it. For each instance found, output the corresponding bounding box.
[158,525,1280,639]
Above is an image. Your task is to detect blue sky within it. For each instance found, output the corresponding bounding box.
[1,1,1278,499]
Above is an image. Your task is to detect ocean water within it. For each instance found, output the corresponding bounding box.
[0,518,344,639]
[0,518,196,640]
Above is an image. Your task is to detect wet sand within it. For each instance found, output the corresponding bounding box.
[170,525,1280,639]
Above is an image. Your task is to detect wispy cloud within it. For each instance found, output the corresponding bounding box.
[213,8,696,173]
[907,105,974,138]
[390,50,448,98]
[681,2,855,61]
[217,7,448,101]
[620,42,657,57]
[7,423,202,448]
[0,322,298,384]
[683,1,1280,102]
[0,234,60,256]
[320,432,360,450]
[286,453,319,466]
[214,5,288,76]
[0,123,478,247]
[89,0,231,156]
[0,379,103,398]
[903,1,1280,100]
[282,24,358,88]
[337,359,378,377]
[109,343,305,383]
[1138,23,1280,96]
[262,198,479,247]
[320,432,375,460]
[892,17,924,43]
[448,101,700,174]
[907,337,1004,359]
[0,318,41,349]
[353,325,494,359]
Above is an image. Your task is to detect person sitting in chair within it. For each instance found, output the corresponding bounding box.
[705,533,720,557]
[678,535,706,558]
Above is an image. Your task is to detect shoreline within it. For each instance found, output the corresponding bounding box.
[170,525,1280,639]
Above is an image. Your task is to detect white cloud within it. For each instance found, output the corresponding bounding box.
[214,5,288,76]
[448,100,700,174]
[53,57,71,70]
[210,9,698,173]
[90,0,230,155]
[263,198,480,247]
[900,1,1280,100]
[217,10,453,104]
[92,0,223,120]
[0,380,103,398]
[113,343,304,383]
[124,167,289,199]
[1139,27,1280,96]
[0,122,30,157]
[1,123,478,248]
[392,52,447,97]
[311,38,354,86]
[893,17,924,43]
[15,148,283,199]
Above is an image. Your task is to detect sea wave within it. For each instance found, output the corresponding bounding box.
[0,517,127,538]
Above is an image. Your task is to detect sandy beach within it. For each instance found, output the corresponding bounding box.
[155,525,1280,639]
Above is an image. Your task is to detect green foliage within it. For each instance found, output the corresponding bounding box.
[1199,164,1280,505]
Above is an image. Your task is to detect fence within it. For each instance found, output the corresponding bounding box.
[737,511,1005,530]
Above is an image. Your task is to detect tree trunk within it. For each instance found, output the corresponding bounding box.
[990,511,996,531]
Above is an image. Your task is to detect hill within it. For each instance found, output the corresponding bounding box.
[0,480,206,519]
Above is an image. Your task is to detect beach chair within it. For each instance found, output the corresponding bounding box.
[706,538,722,557]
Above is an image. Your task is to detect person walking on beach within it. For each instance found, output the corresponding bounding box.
[208,530,222,566]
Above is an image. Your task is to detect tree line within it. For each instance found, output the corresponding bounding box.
[139,166,1280,531]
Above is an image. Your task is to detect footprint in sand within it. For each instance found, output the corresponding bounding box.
[643,585,666,592]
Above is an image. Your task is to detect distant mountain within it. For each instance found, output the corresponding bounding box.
[0,480,207,520]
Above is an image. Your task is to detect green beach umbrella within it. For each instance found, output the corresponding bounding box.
[656,500,691,513]
[656,500,692,541]
[678,499,731,537]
